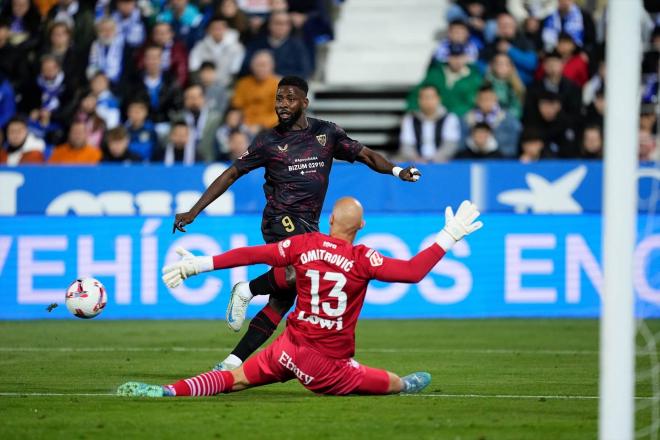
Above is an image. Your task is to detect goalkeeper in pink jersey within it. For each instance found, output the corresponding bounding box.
[117,198,482,397]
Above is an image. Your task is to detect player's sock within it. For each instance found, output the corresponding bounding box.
[230,304,282,361]
[166,370,235,396]
[248,270,276,296]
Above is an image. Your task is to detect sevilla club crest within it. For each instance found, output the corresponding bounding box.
[316,134,327,146]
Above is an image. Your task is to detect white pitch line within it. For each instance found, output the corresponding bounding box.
[0,392,115,397]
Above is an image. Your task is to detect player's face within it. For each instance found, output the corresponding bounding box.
[275,86,308,127]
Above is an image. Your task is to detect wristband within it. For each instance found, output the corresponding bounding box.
[435,229,457,252]
[392,166,403,178]
[197,256,214,273]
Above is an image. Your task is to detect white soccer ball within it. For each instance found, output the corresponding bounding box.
[65,278,107,319]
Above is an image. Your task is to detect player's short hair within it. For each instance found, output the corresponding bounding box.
[106,126,128,142]
[278,76,309,96]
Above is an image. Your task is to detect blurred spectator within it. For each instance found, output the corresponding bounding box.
[153,120,199,165]
[507,0,558,23]
[45,0,96,54]
[455,122,503,159]
[582,59,604,107]
[125,98,158,161]
[138,21,189,87]
[0,0,41,52]
[481,12,537,85]
[521,15,544,52]
[583,86,604,128]
[242,11,311,79]
[446,1,506,45]
[127,44,182,124]
[462,84,521,157]
[102,126,142,163]
[19,55,77,125]
[287,0,333,71]
[179,83,223,162]
[74,92,106,148]
[87,17,126,85]
[433,19,480,64]
[518,128,549,163]
[41,20,85,85]
[639,130,659,162]
[34,0,59,17]
[0,72,16,129]
[215,107,252,158]
[580,124,603,159]
[90,73,121,129]
[237,0,270,37]
[48,120,102,164]
[407,43,483,117]
[640,105,657,137]
[551,32,589,87]
[0,116,45,165]
[188,16,244,85]
[225,127,249,160]
[27,107,63,147]
[398,85,460,163]
[232,49,279,132]
[484,52,525,119]
[541,0,596,55]
[0,19,23,87]
[215,0,251,43]
[156,0,203,49]
[524,50,582,120]
[526,90,578,158]
[196,61,230,116]
[112,0,146,49]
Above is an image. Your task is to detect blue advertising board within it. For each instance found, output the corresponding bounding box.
[1,214,658,320]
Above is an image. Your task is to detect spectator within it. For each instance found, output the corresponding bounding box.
[87,17,126,85]
[156,0,203,49]
[196,61,230,116]
[446,1,506,45]
[0,116,45,165]
[462,84,521,157]
[179,83,223,162]
[19,55,77,125]
[507,0,558,24]
[584,86,604,128]
[550,32,589,87]
[0,72,16,129]
[0,19,23,88]
[225,127,249,160]
[231,49,279,132]
[455,122,503,159]
[74,93,106,148]
[639,130,659,162]
[242,11,311,79]
[45,0,96,54]
[124,98,158,161]
[521,15,544,52]
[27,107,64,148]
[398,85,461,163]
[523,50,582,120]
[407,43,483,117]
[48,120,102,164]
[111,0,146,49]
[640,105,657,138]
[127,44,182,124]
[481,12,538,85]
[484,52,525,119]
[215,107,252,159]
[518,128,549,163]
[102,126,142,163]
[90,73,121,129]
[432,19,480,64]
[41,20,85,85]
[580,124,603,159]
[526,90,579,158]
[541,0,596,55]
[188,16,244,85]
[215,0,251,43]
[138,21,188,87]
[0,0,41,52]
[287,0,333,71]
[583,59,604,107]
[153,120,199,165]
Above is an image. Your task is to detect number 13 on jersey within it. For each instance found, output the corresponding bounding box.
[304,270,348,317]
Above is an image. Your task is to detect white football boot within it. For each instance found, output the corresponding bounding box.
[226,282,253,332]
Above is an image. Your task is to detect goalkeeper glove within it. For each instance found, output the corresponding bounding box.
[161,247,213,288]
[436,200,483,251]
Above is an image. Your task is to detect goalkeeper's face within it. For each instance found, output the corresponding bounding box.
[275,86,308,128]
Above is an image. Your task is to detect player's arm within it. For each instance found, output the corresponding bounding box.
[355,147,421,182]
[371,201,483,283]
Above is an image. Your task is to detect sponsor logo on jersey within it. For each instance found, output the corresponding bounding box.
[277,144,289,152]
[366,249,383,267]
[316,134,326,146]
[278,351,314,385]
[297,311,344,331]
[322,241,337,249]
[277,239,291,257]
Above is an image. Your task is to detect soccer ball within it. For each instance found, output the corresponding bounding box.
[65,278,107,319]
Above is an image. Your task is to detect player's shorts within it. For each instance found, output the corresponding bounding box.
[242,329,391,395]
[261,214,319,244]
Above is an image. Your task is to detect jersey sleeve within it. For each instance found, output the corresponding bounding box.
[232,132,268,175]
[330,122,364,163]
[211,234,307,269]
[361,243,446,283]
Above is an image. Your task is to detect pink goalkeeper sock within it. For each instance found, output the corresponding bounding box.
[167,370,235,396]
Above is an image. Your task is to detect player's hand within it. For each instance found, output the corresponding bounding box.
[161,247,210,288]
[399,166,421,182]
[173,211,196,234]
[436,201,483,250]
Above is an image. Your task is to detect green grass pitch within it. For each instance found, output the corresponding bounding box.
[0,319,658,439]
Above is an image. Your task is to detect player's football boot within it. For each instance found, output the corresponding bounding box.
[117,381,166,397]
[400,372,432,394]
[212,354,243,372]
[226,282,252,332]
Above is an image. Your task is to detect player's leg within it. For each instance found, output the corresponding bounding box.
[354,367,431,395]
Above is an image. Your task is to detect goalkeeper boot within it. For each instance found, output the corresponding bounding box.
[226,282,252,332]
[400,372,431,394]
[117,381,166,397]
[213,354,243,372]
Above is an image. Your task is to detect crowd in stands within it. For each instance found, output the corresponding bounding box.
[0,0,332,165]
[400,0,660,162]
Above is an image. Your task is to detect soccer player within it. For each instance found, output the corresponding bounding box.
[117,197,483,397]
[172,75,421,371]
